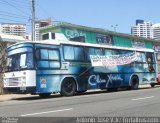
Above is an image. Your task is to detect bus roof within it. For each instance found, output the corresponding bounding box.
[8,39,155,52]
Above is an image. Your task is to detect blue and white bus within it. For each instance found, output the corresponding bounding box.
[3,40,158,97]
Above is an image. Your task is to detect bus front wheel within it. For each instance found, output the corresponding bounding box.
[130,76,139,90]
[60,78,76,96]
[150,83,155,87]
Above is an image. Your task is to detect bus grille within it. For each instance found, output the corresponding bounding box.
[8,78,19,86]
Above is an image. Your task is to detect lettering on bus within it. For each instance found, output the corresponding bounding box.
[88,74,123,87]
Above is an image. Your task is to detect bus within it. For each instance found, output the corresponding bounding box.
[3,40,158,97]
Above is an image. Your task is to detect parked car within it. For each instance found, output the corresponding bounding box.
[150,73,160,87]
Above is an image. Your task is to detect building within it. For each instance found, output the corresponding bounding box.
[35,17,52,41]
[0,23,26,37]
[151,23,160,40]
[39,22,160,71]
[40,22,157,49]
[131,20,153,39]
[131,20,160,40]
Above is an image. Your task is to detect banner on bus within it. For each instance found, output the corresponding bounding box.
[90,52,137,66]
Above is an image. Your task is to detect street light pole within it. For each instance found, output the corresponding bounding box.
[31,0,35,41]
[111,24,118,32]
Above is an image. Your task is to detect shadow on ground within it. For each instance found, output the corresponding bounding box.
[11,86,160,101]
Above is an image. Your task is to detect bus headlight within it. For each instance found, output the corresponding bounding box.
[3,79,8,86]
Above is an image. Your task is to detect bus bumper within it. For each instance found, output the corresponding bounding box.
[3,87,36,94]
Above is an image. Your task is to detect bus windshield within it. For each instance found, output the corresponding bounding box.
[6,47,34,72]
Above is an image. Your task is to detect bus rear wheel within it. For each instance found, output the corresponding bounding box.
[130,76,139,90]
[61,78,76,96]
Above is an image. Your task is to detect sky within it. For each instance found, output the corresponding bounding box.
[0,0,160,34]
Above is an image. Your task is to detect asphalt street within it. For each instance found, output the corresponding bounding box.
[0,87,160,122]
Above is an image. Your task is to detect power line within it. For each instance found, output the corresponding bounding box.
[0,17,30,24]
[0,17,26,23]
[0,10,30,18]
[5,0,30,5]
[5,0,29,4]
[0,13,30,20]
[0,0,31,16]
[5,0,30,9]
[35,2,50,18]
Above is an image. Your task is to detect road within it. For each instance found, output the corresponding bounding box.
[0,87,160,122]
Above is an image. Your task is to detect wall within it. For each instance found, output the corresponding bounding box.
[40,26,155,49]
[60,27,96,43]
[113,36,132,47]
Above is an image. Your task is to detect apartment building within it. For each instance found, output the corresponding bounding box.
[131,20,153,39]
[151,23,160,40]
[0,23,26,37]
[35,17,52,41]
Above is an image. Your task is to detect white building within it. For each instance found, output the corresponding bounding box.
[131,20,153,39]
[151,23,160,40]
[35,17,52,41]
[0,33,25,42]
[0,23,26,37]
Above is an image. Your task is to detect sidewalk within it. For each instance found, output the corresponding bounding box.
[0,84,159,102]
[0,94,38,102]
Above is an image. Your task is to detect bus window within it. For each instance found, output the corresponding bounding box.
[94,48,103,55]
[74,46,85,61]
[104,49,121,55]
[146,53,155,63]
[63,45,74,60]
[42,33,49,40]
[119,50,132,55]
[146,52,155,72]
[48,50,59,60]
[157,53,160,61]
[38,49,60,68]
[85,47,94,62]
[85,47,103,62]
[40,49,48,60]
[104,49,113,55]
[136,52,146,63]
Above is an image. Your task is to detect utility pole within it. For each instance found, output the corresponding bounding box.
[31,0,35,41]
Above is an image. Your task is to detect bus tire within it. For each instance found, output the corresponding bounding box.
[150,83,155,87]
[61,78,76,96]
[39,93,51,98]
[130,76,139,90]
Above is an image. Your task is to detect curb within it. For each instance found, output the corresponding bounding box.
[0,85,159,102]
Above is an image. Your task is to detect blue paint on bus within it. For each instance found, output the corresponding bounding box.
[4,41,157,96]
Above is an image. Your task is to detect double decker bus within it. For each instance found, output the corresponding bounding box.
[3,40,158,97]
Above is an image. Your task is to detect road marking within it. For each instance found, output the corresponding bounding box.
[132,96,155,101]
[21,108,73,117]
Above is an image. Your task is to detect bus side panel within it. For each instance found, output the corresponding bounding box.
[36,74,62,93]
[86,65,124,89]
